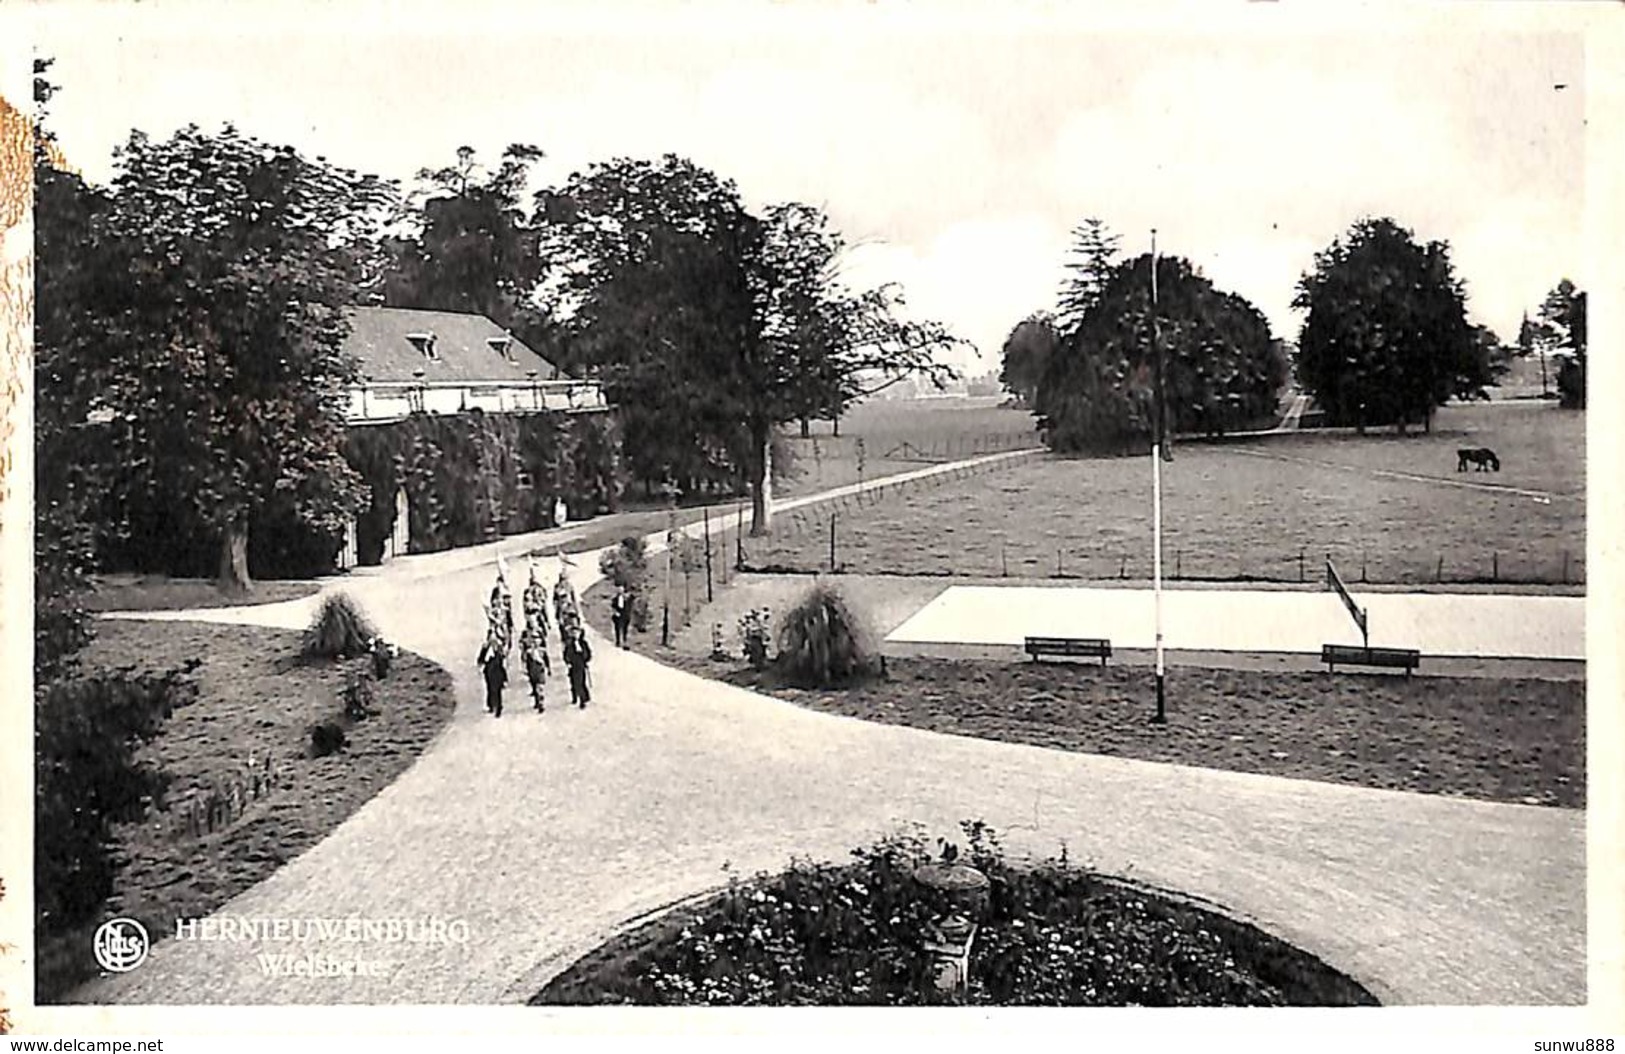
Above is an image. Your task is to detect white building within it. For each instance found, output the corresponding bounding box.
[342,306,607,423]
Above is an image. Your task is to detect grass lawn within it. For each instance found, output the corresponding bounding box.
[38,619,456,1002]
[740,403,1584,586]
[84,574,322,613]
[774,396,1042,498]
[583,572,1583,809]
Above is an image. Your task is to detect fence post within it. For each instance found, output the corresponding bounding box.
[704,507,714,603]
[1562,549,1570,584]
[1120,554,1128,579]
[1492,551,1499,583]
[736,503,745,570]
[1001,544,1008,577]
[1056,548,1064,577]
[1360,552,1367,583]
[1175,551,1182,579]
[830,512,837,572]
[1298,548,1305,583]
[1436,555,1444,583]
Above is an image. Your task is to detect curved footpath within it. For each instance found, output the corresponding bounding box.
[78,451,1582,1007]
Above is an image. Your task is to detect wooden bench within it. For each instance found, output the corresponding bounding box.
[1320,644,1421,676]
[1024,636,1112,667]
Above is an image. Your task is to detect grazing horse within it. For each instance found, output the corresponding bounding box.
[1456,447,1500,472]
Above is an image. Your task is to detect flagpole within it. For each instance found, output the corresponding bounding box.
[1150,229,1167,724]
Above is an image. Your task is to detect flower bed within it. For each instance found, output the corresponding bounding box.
[533,824,1378,1007]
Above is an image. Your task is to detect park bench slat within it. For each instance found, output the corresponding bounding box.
[1320,644,1421,676]
[1024,636,1112,667]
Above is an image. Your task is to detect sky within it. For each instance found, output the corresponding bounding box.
[24,3,1590,374]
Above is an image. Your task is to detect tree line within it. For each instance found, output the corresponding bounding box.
[1002,215,1586,450]
[32,62,967,682]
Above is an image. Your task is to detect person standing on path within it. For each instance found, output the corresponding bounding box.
[521,622,550,713]
[478,640,508,718]
[610,584,632,649]
[563,628,592,708]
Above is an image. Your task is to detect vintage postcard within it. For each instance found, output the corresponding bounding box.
[1,1,1620,1048]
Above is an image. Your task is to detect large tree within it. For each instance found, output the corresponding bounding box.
[546,155,962,532]
[1293,217,1489,433]
[42,124,396,591]
[384,144,549,332]
[1037,254,1282,453]
[1055,218,1122,334]
[29,60,102,679]
[1539,279,1587,409]
[998,311,1060,408]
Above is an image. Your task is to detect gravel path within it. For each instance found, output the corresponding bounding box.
[74,458,1584,1007]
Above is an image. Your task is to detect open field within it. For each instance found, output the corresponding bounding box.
[742,403,1584,585]
[37,620,455,1001]
[774,395,1042,497]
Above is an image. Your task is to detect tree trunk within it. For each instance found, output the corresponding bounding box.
[750,421,773,536]
[218,516,252,594]
[799,418,810,438]
[832,415,841,438]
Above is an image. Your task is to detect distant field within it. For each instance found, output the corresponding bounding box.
[774,396,1041,497]
[743,403,1585,586]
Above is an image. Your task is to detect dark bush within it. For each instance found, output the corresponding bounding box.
[342,663,377,720]
[370,637,393,680]
[775,583,881,688]
[309,720,347,758]
[1557,356,1585,410]
[35,664,198,937]
[301,592,378,660]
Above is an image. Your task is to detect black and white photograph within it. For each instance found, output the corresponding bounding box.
[0,1,1620,1047]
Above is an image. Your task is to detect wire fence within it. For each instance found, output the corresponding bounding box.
[734,482,1586,588]
[739,517,1585,587]
[633,443,1583,641]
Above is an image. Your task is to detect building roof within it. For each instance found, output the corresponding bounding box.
[343,307,565,384]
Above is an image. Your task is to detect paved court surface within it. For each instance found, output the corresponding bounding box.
[55,456,1585,1011]
[887,585,1584,660]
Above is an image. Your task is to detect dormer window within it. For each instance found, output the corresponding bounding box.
[406,331,438,360]
[487,333,513,361]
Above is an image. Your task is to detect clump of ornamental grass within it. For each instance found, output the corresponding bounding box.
[301,592,379,660]
[775,582,882,688]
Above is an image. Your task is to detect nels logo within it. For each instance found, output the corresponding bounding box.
[93,917,150,973]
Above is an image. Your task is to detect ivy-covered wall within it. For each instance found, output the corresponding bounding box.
[85,409,623,579]
[342,409,624,564]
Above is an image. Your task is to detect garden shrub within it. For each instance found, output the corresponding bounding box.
[301,592,379,660]
[738,607,772,670]
[342,662,378,720]
[309,720,347,758]
[369,636,394,680]
[34,664,198,938]
[775,583,881,687]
